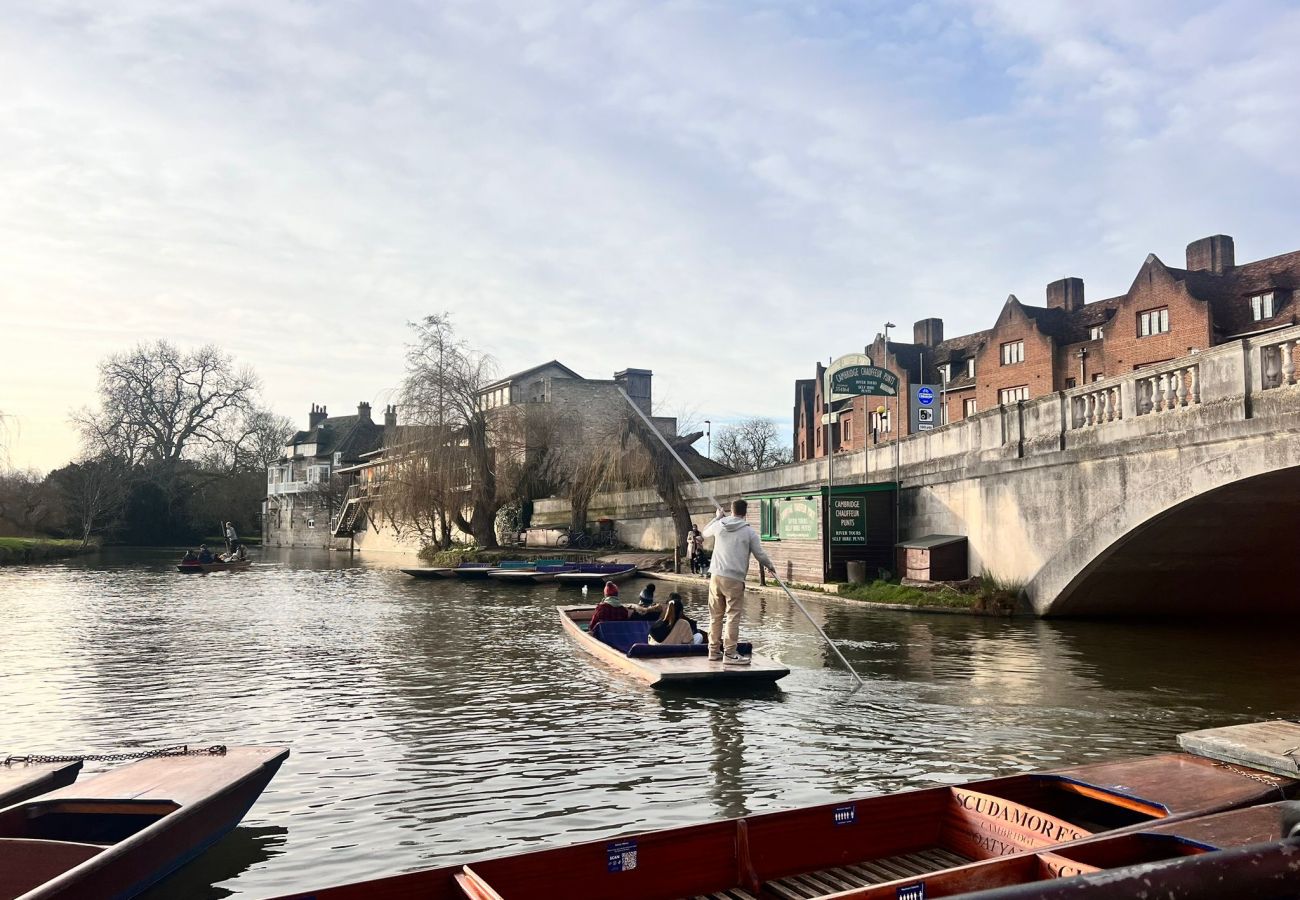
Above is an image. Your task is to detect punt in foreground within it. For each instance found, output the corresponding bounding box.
[176,560,252,574]
[263,733,1296,900]
[558,604,790,686]
[0,745,288,900]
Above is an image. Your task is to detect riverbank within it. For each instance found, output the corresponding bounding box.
[645,570,1022,616]
[0,538,95,566]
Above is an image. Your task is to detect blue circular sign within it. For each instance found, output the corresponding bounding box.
[917,386,935,405]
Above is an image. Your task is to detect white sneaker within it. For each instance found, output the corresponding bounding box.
[723,653,751,666]
[708,650,723,661]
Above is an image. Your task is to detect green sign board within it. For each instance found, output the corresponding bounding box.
[777,497,819,540]
[830,365,899,397]
[829,495,867,544]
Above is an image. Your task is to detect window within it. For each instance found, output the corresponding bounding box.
[1138,307,1169,336]
[759,498,779,540]
[307,464,330,484]
[938,363,951,383]
[1065,377,1077,389]
[1092,373,1105,383]
[842,416,853,442]
[1000,340,1024,365]
[1251,292,1275,321]
[967,358,976,377]
[963,398,977,418]
[1089,325,1104,340]
[306,517,315,529]
[999,386,1029,404]
[870,409,890,434]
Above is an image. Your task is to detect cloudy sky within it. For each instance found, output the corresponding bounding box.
[3,0,1299,471]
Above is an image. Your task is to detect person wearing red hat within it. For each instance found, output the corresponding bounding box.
[587,581,630,632]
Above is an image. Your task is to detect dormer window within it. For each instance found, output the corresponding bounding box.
[967,358,976,377]
[1251,291,1275,321]
[1089,325,1104,340]
[938,363,951,382]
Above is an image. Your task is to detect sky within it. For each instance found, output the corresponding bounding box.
[3,0,1299,472]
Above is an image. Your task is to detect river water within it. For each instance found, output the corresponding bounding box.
[0,549,1295,898]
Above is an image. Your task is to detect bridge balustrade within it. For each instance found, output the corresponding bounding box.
[1134,363,1200,416]
[1260,337,1299,389]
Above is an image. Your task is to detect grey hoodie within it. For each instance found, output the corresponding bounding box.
[702,514,775,581]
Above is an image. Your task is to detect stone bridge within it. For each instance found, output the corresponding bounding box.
[536,325,1300,616]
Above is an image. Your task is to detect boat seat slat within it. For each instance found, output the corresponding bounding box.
[822,867,874,888]
[868,855,925,880]
[765,880,813,900]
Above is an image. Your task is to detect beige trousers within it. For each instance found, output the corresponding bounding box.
[708,575,746,655]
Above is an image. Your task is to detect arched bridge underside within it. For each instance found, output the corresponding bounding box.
[1047,467,1300,616]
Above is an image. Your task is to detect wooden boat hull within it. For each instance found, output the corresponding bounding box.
[261,742,1297,900]
[400,568,455,579]
[176,560,251,574]
[558,605,790,686]
[0,762,81,808]
[487,568,573,583]
[450,566,494,579]
[553,566,638,586]
[0,746,288,900]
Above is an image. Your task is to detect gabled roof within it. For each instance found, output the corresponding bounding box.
[288,415,387,462]
[482,360,583,391]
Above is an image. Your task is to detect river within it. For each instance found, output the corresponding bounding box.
[0,549,1294,898]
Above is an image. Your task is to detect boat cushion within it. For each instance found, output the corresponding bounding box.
[627,641,753,658]
[591,620,653,652]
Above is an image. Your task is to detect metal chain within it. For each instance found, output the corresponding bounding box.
[3,744,226,766]
[1212,761,1288,798]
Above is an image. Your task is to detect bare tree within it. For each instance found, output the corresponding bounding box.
[0,469,58,535]
[714,417,793,471]
[398,314,503,547]
[73,341,260,468]
[47,457,129,549]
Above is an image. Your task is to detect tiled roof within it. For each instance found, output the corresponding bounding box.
[483,360,583,390]
[290,415,386,462]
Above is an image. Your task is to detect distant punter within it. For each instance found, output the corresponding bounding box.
[703,499,777,665]
[224,521,238,554]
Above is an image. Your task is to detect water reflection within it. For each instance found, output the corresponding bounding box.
[0,549,1294,898]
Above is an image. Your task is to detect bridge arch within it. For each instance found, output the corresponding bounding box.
[1036,462,1300,617]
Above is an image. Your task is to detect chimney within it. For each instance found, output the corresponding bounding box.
[308,403,327,430]
[357,401,372,422]
[1046,277,1085,312]
[384,404,397,428]
[1186,235,1235,274]
[913,318,944,347]
[614,368,653,415]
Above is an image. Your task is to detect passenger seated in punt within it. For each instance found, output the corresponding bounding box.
[587,582,630,631]
[181,549,198,563]
[649,594,699,645]
[197,545,214,563]
[627,583,663,620]
[222,544,248,562]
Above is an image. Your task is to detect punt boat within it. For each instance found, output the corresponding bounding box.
[552,563,639,586]
[798,800,1300,900]
[558,605,790,686]
[449,561,560,579]
[176,559,252,574]
[400,567,456,579]
[0,761,81,809]
[487,564,575,584]
[261,726,1297,900]
[0,745,288,899]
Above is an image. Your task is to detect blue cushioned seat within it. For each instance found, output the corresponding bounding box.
[591,620,653,653]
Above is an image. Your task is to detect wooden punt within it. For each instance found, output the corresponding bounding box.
[553,565,639,586]
[400,567,456,579]
[558,605,790,686]
[487,565,575,584]
[261,738,1296,900]
[0,745,288,899]
[176,560,251,574]
[0,762,81,809]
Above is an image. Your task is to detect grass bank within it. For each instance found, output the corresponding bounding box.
[418,546,593,566]
[0,538,95,566]
[833,575,1023,614]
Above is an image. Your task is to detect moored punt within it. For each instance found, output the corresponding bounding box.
[0,745,288,899]
[399,567,456,579]
[558,605,790,686]
[261,734,1297,900]
[553,563,639,586]
[0,761,81,809]
[449,563,494,579]
[175,559,252,574]
[486,564,575,584]
[449,560,562,579]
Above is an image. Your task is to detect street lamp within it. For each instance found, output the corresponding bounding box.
[883,322,899,550]
[704,420,711,458]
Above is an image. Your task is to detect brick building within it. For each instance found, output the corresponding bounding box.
[795,234,1299,457]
